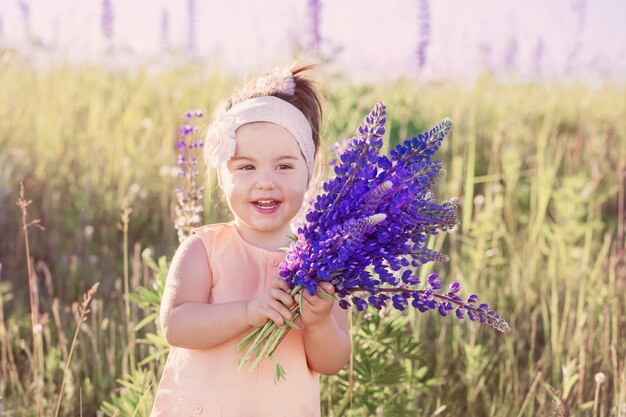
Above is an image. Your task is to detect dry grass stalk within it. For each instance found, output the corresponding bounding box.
[548,387,569,417]
[51,298,69,361]
[53,282,100,417]
[119,199,136,371]
[16,182,45,416]
[0,263,25,396]
[593,372,607,417]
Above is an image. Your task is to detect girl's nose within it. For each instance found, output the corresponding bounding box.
[255,180,276,190]
[255,173,276,190]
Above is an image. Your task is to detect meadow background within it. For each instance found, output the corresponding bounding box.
[1,0,625,416]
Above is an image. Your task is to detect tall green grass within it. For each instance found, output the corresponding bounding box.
[0,51,624,416]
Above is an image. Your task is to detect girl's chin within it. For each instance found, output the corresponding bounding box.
[245,217,292,234]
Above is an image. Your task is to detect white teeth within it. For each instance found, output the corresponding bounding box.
[254,199,278,209]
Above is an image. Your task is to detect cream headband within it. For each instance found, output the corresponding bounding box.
[204,95,315,177]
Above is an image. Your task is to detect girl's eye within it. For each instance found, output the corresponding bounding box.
[238,165,255,170]
[278,164,293,170]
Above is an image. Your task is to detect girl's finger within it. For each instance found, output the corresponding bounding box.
[269,299,293,322]
[271,288,294,308]
[302,288,316,304]
[266,309,284,327]
[271,279,290,292]
[318,281,335,295]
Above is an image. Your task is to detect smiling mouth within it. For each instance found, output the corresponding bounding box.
[253,199,280,209]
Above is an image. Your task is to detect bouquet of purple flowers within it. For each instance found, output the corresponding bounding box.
[238,101,510,378]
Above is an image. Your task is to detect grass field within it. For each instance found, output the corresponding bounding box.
[0,51,625,416]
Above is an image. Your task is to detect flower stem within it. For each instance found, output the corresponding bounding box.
[238,285,305,371]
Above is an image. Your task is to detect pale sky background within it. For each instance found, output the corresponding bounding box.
[0,0,624,81]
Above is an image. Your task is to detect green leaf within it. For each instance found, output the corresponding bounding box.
[137,332,169,347]
[316,290,337,301]
[137,347,170,366]
[414,366,428,379]
[133,312,158,331]
[143,254,160,272]
[274,362,287,384]
[284,319,300,330]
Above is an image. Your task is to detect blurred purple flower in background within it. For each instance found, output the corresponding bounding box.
[2,0,625,82]
[308,0,321,50]
[15,0,30,34]
[187,0,196,55]
[503,36,518,71]
[174,109,205,243]
[161,8,170,51]
[415,0,430,71]
[101,0,114,41]
[566,0,586,73]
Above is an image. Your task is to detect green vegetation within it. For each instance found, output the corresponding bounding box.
[1,51,624,416]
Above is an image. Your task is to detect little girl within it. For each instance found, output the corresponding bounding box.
[150,65,352,417]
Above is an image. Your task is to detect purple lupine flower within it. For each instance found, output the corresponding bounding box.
[174,109,205,242]
[161,8,170,50]
[15,0,30,33]
[308,0,321,50]
[415,0,430,71]
[187,0,196,55]
[101,0,114,41]
[566,0,586,74]
[238,101,510,379]
[504,36,518,71]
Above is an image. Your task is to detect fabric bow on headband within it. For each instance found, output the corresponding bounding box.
[203,69,316,178]
[204,113,239,169]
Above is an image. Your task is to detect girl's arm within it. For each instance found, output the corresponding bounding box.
[160,235,294,350]
[301,282,352,375]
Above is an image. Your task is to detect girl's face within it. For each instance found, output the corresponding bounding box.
[220,122,309,242]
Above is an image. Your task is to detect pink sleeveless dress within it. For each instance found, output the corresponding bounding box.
[150,223,320,417]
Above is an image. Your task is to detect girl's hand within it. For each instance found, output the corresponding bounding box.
[299,281,336,329]
[246,279,295,328]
